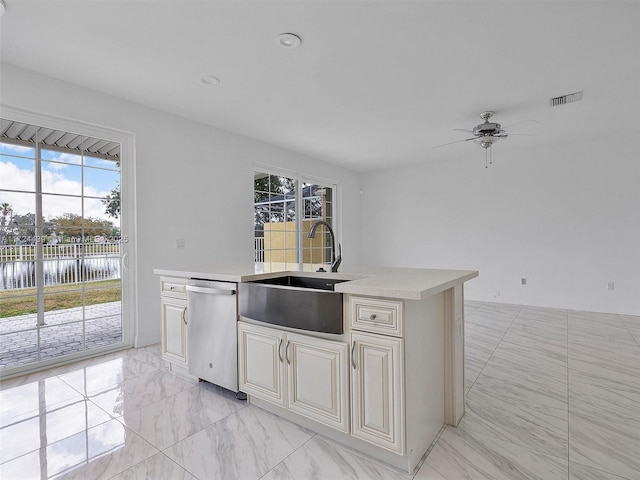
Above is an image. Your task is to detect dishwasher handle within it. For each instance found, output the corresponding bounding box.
[186,285,236,295]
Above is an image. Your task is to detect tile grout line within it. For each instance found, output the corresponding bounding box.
[256,432,318,480]
[411,424,448,480]
[619,314,640,350]
[466,303,525,393]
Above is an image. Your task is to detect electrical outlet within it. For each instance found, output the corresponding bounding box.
[176,238,186,249]
[607,281,615,291]
[494,290,501,298]
[521,277,527,285]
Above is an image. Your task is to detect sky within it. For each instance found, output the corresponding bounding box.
[0,142,120,225]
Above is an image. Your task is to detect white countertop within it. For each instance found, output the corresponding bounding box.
[153,266,478,300]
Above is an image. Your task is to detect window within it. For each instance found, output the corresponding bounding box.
[254,170,337,273]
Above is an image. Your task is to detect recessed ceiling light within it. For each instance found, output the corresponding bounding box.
[201,75,220,85]
[276,33,302,49]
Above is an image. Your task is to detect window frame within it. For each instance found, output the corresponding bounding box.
[253,164,341,273]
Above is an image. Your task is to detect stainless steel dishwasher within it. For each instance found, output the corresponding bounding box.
[186,278,238,392]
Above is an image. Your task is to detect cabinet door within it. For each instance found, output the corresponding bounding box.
[286,332,349,433]
[238,323,286,406]
[161,296,187,366]
[350,332,404,454]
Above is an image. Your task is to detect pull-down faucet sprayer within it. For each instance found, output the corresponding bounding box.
[307,220,342,272]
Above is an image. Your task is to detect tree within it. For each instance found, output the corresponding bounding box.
[52,213,114,240]
[10,213,38,244]
[102,184,120,219]
[254,175,296,230]
[0,202,14,244]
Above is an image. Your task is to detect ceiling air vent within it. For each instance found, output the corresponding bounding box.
[550,91,583,107]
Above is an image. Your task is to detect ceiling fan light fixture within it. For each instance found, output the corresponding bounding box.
[477,136,499,149]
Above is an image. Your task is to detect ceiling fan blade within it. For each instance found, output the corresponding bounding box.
[503,119,540,129]
[432,137,476,149]
[453,128,474,133]
[504,132,541,136]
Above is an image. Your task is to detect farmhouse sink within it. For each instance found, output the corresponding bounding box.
[249,275,347,291]
[238,276,348,334]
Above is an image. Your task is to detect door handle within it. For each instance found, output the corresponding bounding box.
[182,307,188,325]
[186,285,236,295]
[351,341,356,369]
[285,340,290,364]
[121,251,129,270]
[278,338,283,362]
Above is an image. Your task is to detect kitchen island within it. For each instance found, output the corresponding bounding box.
[154,266,478,473]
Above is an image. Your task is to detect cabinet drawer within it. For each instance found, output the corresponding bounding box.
[161,277,187,298]
[349,296,403,337]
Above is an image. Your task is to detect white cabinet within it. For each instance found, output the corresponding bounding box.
[238,322,286,406]
[238,322,349,432]
[160,277,188,368]
[350,331,404,454]
[287,332,349,431]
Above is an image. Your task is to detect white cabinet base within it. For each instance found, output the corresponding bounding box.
[248,396,429,474]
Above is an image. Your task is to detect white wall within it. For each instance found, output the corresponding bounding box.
[360,138,640,315]
[1,63,363,346]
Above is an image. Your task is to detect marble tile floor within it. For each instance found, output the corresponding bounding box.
[0,302,638,479]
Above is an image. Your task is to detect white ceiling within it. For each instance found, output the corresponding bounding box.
[1,1,639,171]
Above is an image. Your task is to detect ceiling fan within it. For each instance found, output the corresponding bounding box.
[433,111,537,167]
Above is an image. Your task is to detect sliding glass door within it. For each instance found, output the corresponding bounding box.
[0,118,129,373]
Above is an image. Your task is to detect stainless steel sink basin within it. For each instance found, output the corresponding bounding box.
[238,276,348,334]
[249,275,347,291]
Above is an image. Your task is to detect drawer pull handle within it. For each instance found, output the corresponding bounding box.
[182,307,188,325]
[278,338,283,362]
[369,313,377,320]
[170,286,175,290]
[285,340,291,364]
[351,341,356,369]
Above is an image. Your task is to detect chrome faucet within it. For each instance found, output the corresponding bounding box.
[307,220,342,272]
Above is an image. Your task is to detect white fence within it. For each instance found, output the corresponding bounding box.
[0,243,121,290]
[254,237,265,262]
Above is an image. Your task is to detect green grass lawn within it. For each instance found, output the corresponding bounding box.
[0,279,122,318]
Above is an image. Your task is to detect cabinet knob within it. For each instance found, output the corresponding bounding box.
[170,286,175,290]
[370,314,377,320]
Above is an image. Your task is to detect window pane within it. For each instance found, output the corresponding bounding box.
[44,197,83,242]
[84,167,119,198]
[41,161,83,196]
[0,155,36,191]
[44,289,84,323]
[39,322,84,359]
[40,147,82,166]
[84,155,120,171]
[84,283,122,317]
[0,292,37,328]
[84,196,120,229]
[0,122,37,158]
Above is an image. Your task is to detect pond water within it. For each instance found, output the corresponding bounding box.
[0,255,121,290]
